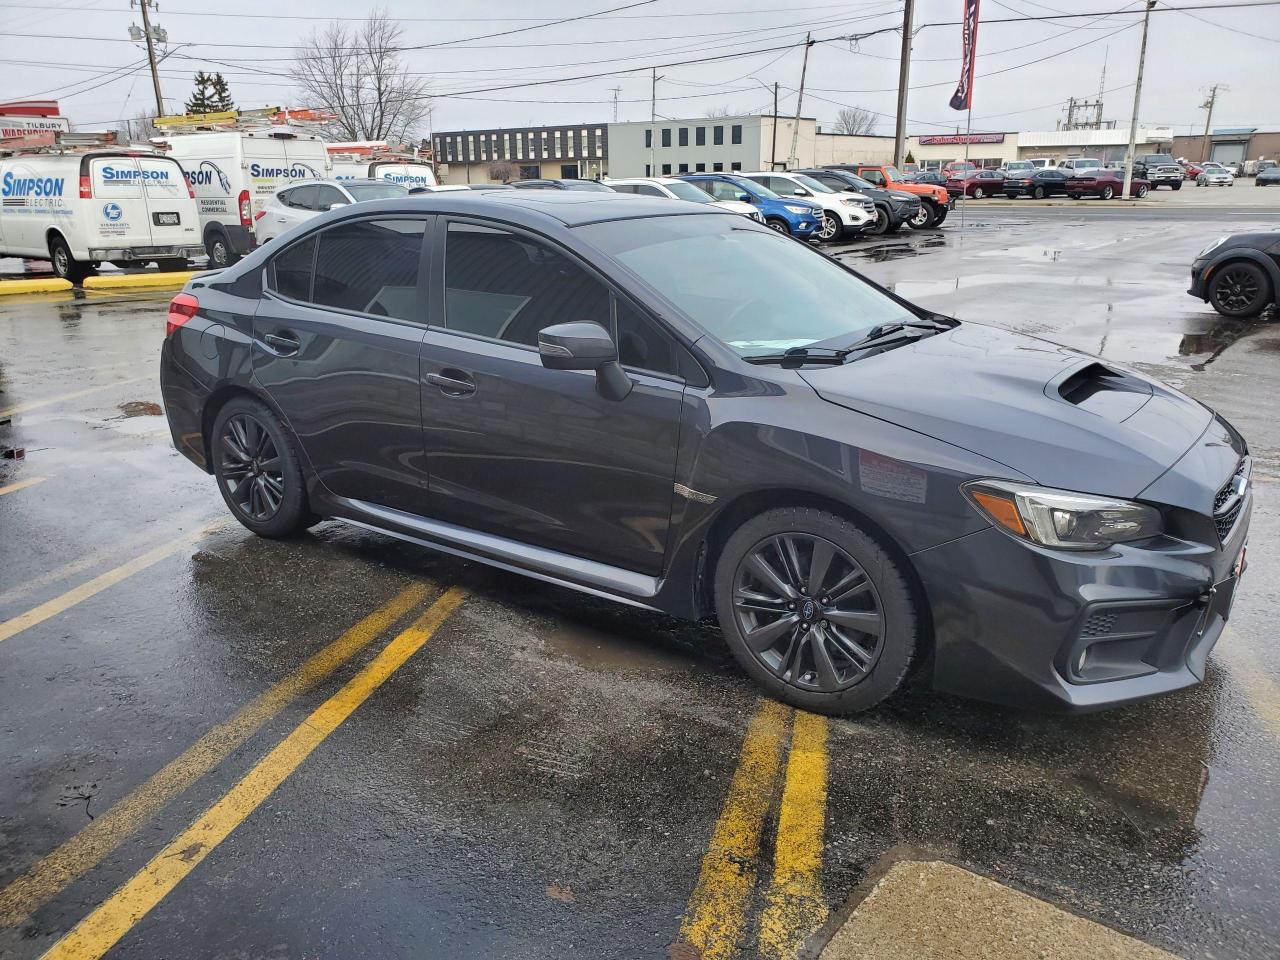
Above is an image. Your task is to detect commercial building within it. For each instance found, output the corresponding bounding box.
[430,123,608,184]
[605,115,817,177]
[1170,128,1280,168]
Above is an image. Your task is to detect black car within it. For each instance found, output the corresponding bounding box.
[161,192,1253,715]
[1188,231,1280,318]
[1255,165,1280,187]
[509,178,615,192]
[793,168,921,235]
[908,171,947,186]
[1004,169,1071,199]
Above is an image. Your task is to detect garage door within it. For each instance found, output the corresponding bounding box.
[1211,141,1247,167]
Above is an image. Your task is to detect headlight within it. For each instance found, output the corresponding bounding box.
[840,197,858,205]
[784,204,812,214]
[962,480,1163,550]
[1199,236,1228,256]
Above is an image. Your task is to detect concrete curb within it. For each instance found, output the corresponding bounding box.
[0,278,74,296]
[81,271,197,291]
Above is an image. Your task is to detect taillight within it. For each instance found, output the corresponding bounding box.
[254,209,267,222]
[238,189,251,226]
[166,293,198,337]
[79,175,92,199]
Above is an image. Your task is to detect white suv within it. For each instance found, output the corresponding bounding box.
[255,179,408,243]
[608,177,763,221]
[744,171,876,242]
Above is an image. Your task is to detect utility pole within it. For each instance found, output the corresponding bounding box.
[894,0,914,168]
[787,33,813,170]
[1200,84,1220,161]
[609,86,622,123]
[771,82,779,169]
[1121,0,1155,202]
[649,68,658,177]
[133,0,165,118]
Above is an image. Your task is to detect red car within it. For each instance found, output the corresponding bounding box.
[1065,169,1150,199]
[944,169,1005,199]
[1184,163,1204,179]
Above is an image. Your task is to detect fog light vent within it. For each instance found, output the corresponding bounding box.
[1080,614,1117,638]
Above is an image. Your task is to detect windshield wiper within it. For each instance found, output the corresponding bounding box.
[743,346,852,367]
[843,318,953,355]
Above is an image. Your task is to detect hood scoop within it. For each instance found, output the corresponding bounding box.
[1051,362,1153,423]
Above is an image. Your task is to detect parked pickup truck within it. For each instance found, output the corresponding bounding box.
[1134,154,1185,190]
[823,163,953,228]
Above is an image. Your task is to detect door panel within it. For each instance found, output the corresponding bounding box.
[252,217,432,513]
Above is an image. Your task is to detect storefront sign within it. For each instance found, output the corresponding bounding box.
[919,133,1006,145]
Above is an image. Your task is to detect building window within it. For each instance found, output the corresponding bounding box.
[713,162,723,172]
[679,128,688,147]
[594,128,603,156]
[503,133,510,160]
[480,137,488,161]
[554,130,562,158]
[731,161,742,171]
[645,164,651,176]
[567,130,575,158]
[695,162,705,172]
[731,125,742,144]
[519,164,539,180]
[491,133,498,158]
[678,163,689,173]
[714,126,724,145]
[696,127,706,146]
[467,135,475,161]
[661,163,672,175]
[661,128,671,148]
[541,131,548,158]
[645,129,652,148]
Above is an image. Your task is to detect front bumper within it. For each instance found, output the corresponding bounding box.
[1188,257,1210,299]
[912,488,1252,712]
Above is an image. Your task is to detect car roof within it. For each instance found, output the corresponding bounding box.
[330,189,717,227]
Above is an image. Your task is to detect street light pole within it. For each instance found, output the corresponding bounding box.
[1121,0,1155,202]
[894,0,915,168]
[787,33,813,170]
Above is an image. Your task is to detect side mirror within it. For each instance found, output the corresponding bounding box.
[328,202,348,211]
[794,188,808,196]
[737,193,752,202]
[538,321,632,401]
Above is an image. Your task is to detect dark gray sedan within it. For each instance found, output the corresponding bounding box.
[160,191,1253,715]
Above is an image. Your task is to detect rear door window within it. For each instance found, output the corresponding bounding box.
[270,236,316,302]
[314,185,348,210]
[311,218,428,320]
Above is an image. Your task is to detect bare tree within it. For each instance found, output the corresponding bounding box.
[703,106,734,119]
[834,107,877,136]
[119,111,160,142]
[488,161,515,183]
[289,11,431,144]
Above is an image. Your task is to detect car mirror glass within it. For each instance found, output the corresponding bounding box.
[738,193,751,202]
[328,202,348,211]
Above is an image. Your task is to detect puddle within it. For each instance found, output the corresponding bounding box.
[538,616,704,676]
[118,400,163,417]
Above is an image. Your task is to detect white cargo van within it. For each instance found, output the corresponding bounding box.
[330,157,437,189]
[0,147,202,282]
[157,126,331,267]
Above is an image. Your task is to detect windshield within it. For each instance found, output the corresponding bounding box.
[741,179,781,200]
[882,166,903,180]
[345,182,409,202]
[581,215,917,355]
[664,180,715,202]
[1143,154,1176,164]
[792,173,836,194]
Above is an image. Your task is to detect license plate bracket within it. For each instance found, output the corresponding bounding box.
[153,212,180,226]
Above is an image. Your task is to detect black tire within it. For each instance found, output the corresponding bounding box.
[48,233,91,283]
[866,206,892,236]
[816,211,842,243]
[1032,185,1046,200]
[907,203,933,229]
[931,204,948,227]
[765,217,791,235]
[1135,185,1149,199]
[205,230,238,268]
[211,397,317,538]
[714,507,919,715]
[1069,193,1083,200]
[1004,192,1018,200]
[1100,185,1115,200]
[1208,261,1273,319]
[1172,180,1182,191]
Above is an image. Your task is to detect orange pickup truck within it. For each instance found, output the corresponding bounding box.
[823,164,954,229]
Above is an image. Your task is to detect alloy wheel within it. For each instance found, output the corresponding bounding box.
[732,533,885,692]
[1213,266,1262,314]
[909,205,930,227]
[817,213,840,241]
[219,413,286,522]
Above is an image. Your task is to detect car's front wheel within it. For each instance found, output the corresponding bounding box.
[212,397,318,538]
[714,507,919,715]
[1208,261,1273,319]
[1100,185,1115,200]
[907,203,933,229]
[816,212,842,242]
[867,207,892,235]
[765,217,791,235]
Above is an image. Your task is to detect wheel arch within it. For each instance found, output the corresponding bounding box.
[1204,249,1280,299]
[694,486,935,663]
[199,382,312,478]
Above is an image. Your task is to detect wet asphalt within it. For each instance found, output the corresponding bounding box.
[2,202,1280,960]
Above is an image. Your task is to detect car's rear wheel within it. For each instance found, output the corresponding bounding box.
[1208,261,1273,319]
[1033,185,1047,199]
[1100,185,1115,200]
[714,507,918,715]
[972,186,985,199]
[212,397,317,538]
[867,206,891,235]
[765,217,791,235]
[816,212,841,242]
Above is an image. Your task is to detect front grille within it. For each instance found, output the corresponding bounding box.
[1216,501,1244,541]
[1212,457,1250,541]
[1080,613,1117,638]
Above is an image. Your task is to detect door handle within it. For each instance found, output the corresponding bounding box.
[263,331,300,354]
[426,370,476,397]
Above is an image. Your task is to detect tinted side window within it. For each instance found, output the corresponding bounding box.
[636,184,665,197]
[314,185,347,210]
[311,219,427,320]
[288,185,319,210]
[271,236,316,302]
[611,184,637,194]
[444,222,609,348]
[615,297,680,378]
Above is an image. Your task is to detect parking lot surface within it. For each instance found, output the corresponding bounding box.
[2,202,1279,959]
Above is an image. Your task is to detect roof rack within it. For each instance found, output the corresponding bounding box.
[152,106,335,134]
[0,129,133,157]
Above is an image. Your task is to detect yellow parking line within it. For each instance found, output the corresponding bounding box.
[676,700,791,960]
[0,520,227,645]
[0,476,47,496]
[0,377,148,420]
[758,710,830,959]
[38,586,469,960]
[0,582,431,928]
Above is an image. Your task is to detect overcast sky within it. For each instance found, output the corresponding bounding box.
[2,0,1276,139]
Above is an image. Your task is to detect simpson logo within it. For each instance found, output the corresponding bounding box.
[250,163,321,179]
[1,172,66,197]
[103,202,123,221]
[102,166,172,181]
[385,174,432,185]
[185,161,232,193]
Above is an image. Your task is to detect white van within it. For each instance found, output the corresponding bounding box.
[330,157,437,189]
[0,148,202,282]
[157,127,332,267]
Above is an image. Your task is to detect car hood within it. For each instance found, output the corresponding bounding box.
[799,324,1215,502]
